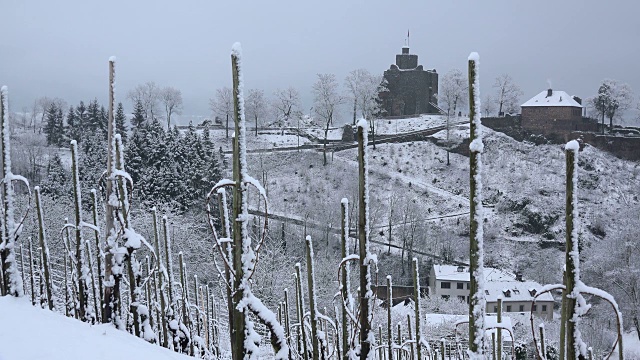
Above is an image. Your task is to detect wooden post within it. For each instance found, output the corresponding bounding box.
[467,52,485,357]
[564,142,578,360]
[90,190,104,320]
[103,57,118,323]
[152,208,168,347]
[413,258,422,360]
[387,275,394,360]
[497,297,502,360]
[35,187,54,310]
[340,199,351,360]
[295,265,309,360]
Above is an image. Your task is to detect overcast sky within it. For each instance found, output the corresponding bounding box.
[2,0,639,124]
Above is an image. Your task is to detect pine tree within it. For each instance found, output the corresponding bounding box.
[68,102,86,143]
[79,130,107,192]
[115,102,127,143]
[40,154,71,199]
[43,103,60,146]
[85,99,101,135]
[55,106,66,145]
[130,100,145,128]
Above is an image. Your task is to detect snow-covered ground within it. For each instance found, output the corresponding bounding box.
[375,114,469,135]
[0,296,193,360]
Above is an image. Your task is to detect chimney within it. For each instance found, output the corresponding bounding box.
[402,46,409,54]
[546,88,553,97]
[515,272,523,282]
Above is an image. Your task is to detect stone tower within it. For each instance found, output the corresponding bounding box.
[380,46,439,116]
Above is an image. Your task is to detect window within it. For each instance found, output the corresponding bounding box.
[532,305,537,311]
[458,296,465,302]
[493,306,498,312]
[542,305,547,312]
[519,305,524,312]
[441,295,450,300]
[466,283,470,290]
[457,282,464,290]
[503,289,511,298]
[441,282,451,289]
[506,305,512,312]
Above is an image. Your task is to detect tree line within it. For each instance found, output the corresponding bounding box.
[41,98,221,213]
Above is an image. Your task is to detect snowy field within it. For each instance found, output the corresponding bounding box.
[199,127,311,151]
[0,297,193,360]
[375,114,469,135]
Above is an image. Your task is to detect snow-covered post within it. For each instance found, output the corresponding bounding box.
[27,240,36,305]
[441,338,446,360]
[0,86,25,297]
[162,216,179,349]
[295,264,309,360]
[152,208,168,347]
[305,236,320,360]
[497,297,502,360]
[563,140,586,360]
[90,189,104,319]
[396,323,402,360]
[284,288,291,348]
[63,234,71,317]
[104,56,118,324]
[340,198,352,360]
[85,240,100,322]
[34,186,54,310]
[216,190,235,350]
[467,52,485,359]
[412,258,422,360]
[71,140,91,322]
[564,141,578,360]
[356,119,375,359]
[387,275,393,360]
[539,323,546,359]
[407,314,414,360]
[194,275,201,340]
[178,252,193,354]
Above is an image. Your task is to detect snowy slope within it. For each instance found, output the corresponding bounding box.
[0,297,192,360]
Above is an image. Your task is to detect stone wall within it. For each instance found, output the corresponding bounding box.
[569,132,640,161]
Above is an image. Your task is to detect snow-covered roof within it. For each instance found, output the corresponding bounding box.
[433,265,515,282]
[484,281,554,303]
[521,89,583,108]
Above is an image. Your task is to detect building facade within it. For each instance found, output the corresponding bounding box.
[379,46,439,116]
[429,265,554,320]
[521,88,596,141]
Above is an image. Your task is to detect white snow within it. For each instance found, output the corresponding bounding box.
[521,89,583,108]
[0,296,192,360]
[109,56,116,62]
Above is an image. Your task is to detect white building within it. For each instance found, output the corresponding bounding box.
[429,265,554,320]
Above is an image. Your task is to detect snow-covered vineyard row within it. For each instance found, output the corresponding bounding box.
[0,46,630,360]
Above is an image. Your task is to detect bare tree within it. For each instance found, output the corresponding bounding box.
[246,89,268,136]
[127,82,160,121]
[159,86,183,130]
[440,69,468,165]
[483,94,496,117]
[493,74,523,116]
[588,79,634,129]
[209,87,233,138]
[271,87,301,126]
[345,69,368,125]
[312,74,343,166]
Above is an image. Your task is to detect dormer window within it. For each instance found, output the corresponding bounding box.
[503,289,511,298]
[457,266,464,272]
[529,289,537,297]
[513,289,520,295]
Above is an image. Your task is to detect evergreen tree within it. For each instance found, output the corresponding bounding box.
[99,105,108,137]
[43,103,61,146]
[85,99,101,135]
[115,102,128,143]
[55,106,66,145]
[40,153,71,199]
[79,130,107,194]
[130,100,145,128]
[68,102,86,143]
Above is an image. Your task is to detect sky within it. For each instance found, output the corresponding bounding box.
[2,0,639,125]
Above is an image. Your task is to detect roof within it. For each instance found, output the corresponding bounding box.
[432,265,515,282]
[484,281,554,303]
[521,89,583,108]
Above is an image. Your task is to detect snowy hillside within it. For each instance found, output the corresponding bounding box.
[0,297,193,360]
